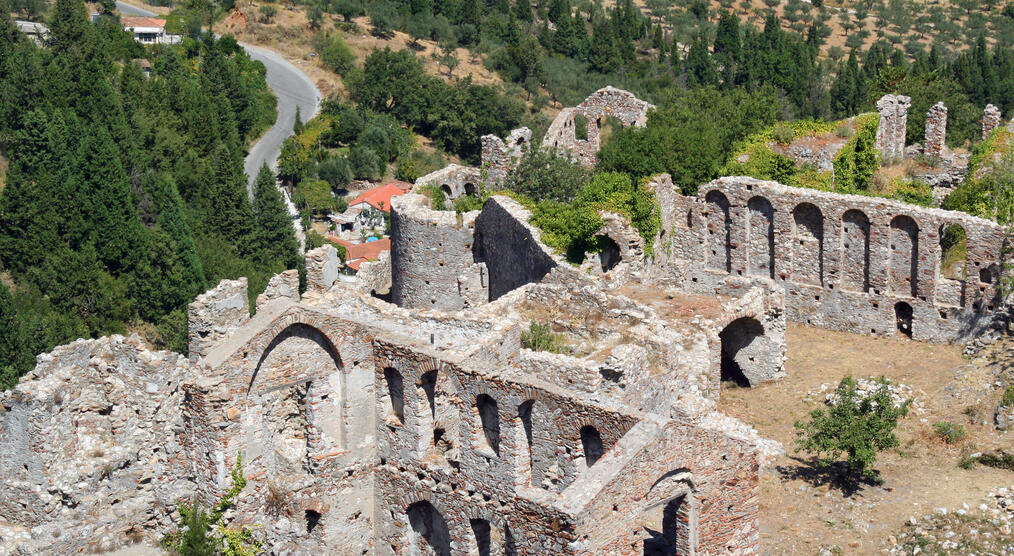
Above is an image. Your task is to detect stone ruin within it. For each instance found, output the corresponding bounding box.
[875,94,911,164]
[0,189,788,554]
[983,104,1003,140]
[654,174,1007,343]
[2,87,1012,556]
[542,86,654,168]
[413,164,482,201]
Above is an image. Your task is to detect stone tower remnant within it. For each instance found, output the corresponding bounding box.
[875,94,911,164]
[983,104,1002,140]
[924,101,947,159]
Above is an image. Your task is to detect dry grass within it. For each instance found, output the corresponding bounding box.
[719,324,1013,554]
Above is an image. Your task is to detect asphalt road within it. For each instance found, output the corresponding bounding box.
[115,2,321,193]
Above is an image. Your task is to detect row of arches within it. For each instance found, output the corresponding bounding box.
[382,366,612,490]
[702,190,980,299]
[405,500,517,556]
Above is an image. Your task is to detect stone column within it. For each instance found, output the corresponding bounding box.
[924,102,947,158]
[983,104,1002,140]
[875,94,911,164]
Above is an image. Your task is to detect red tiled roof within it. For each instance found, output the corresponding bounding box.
[348,183,409,212]
[121,16,166,28]
[329,237,391,266]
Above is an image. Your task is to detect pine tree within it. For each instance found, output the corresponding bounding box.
[205,142,255,246]
[0,283,30,390]
[252,164,300,268]
[72,123,147,273]
[293,105,303,134]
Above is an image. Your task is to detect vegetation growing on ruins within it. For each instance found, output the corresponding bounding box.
[161,455,260,556]
[520,320,567,353]
[0,0,292,388]
[794,375,911,482]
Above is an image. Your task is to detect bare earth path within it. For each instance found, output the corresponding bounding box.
[719,324,1013,554]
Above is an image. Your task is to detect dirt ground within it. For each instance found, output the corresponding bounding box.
[719,323,1012,554]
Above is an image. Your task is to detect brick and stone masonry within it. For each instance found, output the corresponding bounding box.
[983,104,1003,140]
[542,87,654,168]
[924,101,947,159]
[875,94,911,163]
[654,175,1006,344]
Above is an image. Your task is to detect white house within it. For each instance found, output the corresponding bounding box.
[119,16,180,45]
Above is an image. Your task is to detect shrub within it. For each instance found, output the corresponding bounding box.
[932,422,967,444]
[960,451,1014,471]
[317,156,353,191]
[314,32,356,75]
[161,454,260,556]
[832,116,880,192]
[794,376,911,481]
[835,124,854,138]
[1001,385,1014,407]
[258,4,276,23]
[520,321,566,353]
[417,184,446,210]
[771,122,795,144]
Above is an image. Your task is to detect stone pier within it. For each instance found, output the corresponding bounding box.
[875,94,911,164]
[924,102,947,158]
[983,104,1003,140]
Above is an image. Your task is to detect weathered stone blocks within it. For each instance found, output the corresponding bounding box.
[983,104,1003,140]
[925,101,947,158]
[875,94,911,163]
[188,277,250,362]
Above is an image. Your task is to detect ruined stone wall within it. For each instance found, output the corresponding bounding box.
[480,127,532,189]
[659,176,1007,343]
[473,195,576,301]
[188,277,250,362]
[390,194,487,311]
[563,415,760,555]
[0,336,197,554]
[542,87,654,168]
[983,104,1003,139]
[371,339,759,555]
[925,102,948,159]
[875,94,911,163]
[413,163,482,200]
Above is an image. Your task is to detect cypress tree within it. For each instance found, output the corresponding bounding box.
[0,283,30,390]
[252,163,300,268]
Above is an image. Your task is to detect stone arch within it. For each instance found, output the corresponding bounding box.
[840,209,871,293]
[579,425,605,467]
[464,182,478,196]
[382,367,405,424]
[596,235,622,272]
[746,196,775,279]
[469,519,492,556]
[641,470,697,556]
[247,322,345,470]
[475,393,500,456]
[406,500,452,556]
[440,184,453,198]
[889,215,919,297]
[939,223,967,281]
[249,322,343,394]
[718,317,780,387]
[791,203,824,286]
[704,190,732,273]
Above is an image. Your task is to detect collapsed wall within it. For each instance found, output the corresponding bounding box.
[655,174,1007,343]
[542,86,654,167]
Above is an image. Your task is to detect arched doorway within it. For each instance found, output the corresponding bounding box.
[719,317,765,387]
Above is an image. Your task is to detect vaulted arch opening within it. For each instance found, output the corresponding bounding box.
[407,501,451,556]
[705,190,732,273]
[841,209,871,292]
[792,203,824,286]
[747,196,775,279]
[476,394,500,456]
[580,425,605,467]
[889,215,920,297]
[719,317,765,387]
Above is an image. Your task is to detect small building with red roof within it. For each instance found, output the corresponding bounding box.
[348,181,412,213]
[328,237,391,271]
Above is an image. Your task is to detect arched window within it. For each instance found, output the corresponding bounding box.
[407,501,451,556]
[580,425,604,467]
[383,368,404,423]
[470,519,491,556]
[476,394,500,456]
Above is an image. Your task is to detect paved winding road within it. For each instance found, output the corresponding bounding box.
[115,2,321,192]
[116,2,319,246]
